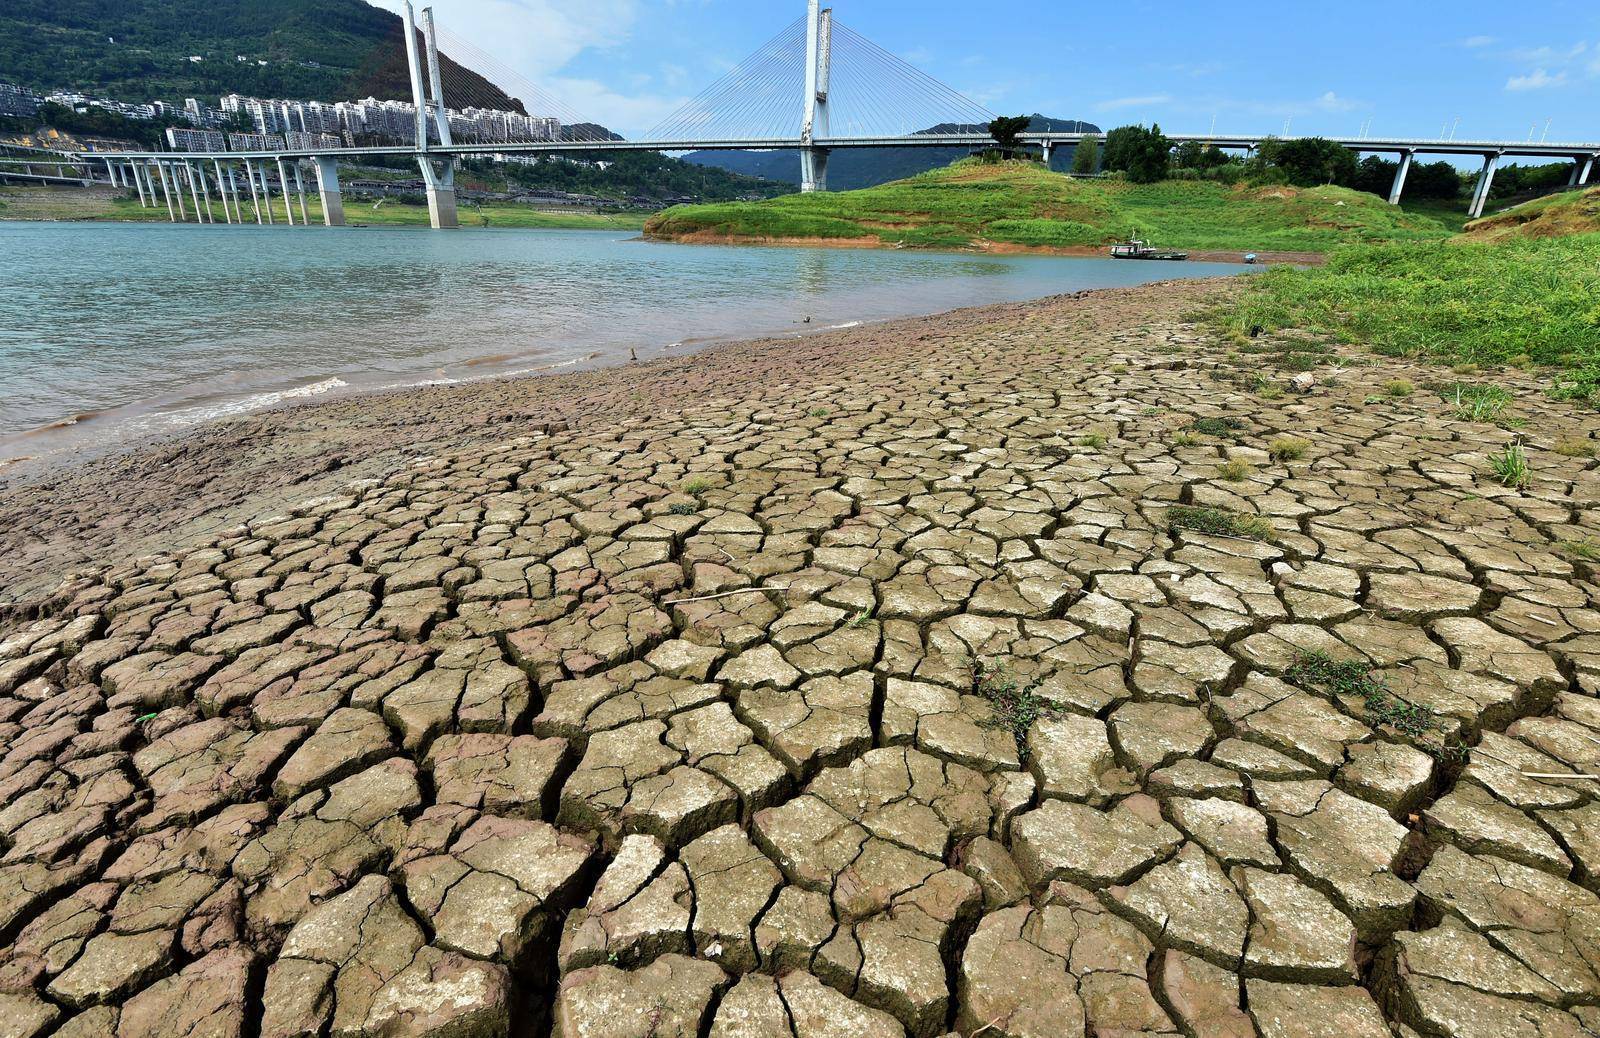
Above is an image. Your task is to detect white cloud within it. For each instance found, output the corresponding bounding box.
[544,76,686,133]
[1095,94,1173,112]
[1506,68,1568,90]
[1508,42,1587,63]
[369,0,638,81]
[1314,91,1358,112]
[1460,35,1496,48]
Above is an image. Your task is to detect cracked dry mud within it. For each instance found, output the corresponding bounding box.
[2,279,1600,1037]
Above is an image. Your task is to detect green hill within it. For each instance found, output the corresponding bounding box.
[645,159,1459,254]
[1463,185,1600,243]
[0,0,518,108]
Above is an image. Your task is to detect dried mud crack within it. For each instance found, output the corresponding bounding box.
[1,278,1598,1038]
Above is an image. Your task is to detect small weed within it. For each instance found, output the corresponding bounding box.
[1268,437,1311,462]
[1490,441,1530,489]
[1142,406,1162,416]
[1556,538,1600,561]
[1508,353,1534,370]
[1167,505,1273,541]
[1077,433,1108,449]
[1447,382,1513,423]
[810,407,830,418]
[668,502,697,516]
[1258,386,1285,401]
[847,606,876,628]
[1452,362,1481,376]
[1170,432,1200,448]
[1189,416,1245,437]
[1219,460,1252,482]
[1385,379,1414,397]
[683,476,713,496]
[973,659,1052,760]
[1554,437,1595,458]
[1288,651,1444,744]
[1363,394,1384,405]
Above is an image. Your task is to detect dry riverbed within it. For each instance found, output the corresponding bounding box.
[1,278,1599,1038]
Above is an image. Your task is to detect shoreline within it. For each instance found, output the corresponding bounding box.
[642,229,1327,265]
[0,278,1238,606]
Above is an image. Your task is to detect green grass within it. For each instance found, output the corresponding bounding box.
[1218,234,1600,403]
[1167,505,1274,541]
[1446,382,1514,423]
[645,159,1459,253]
[1268,437,1311,462]
[1489,441,1531,488]
[1287,650,1457,755]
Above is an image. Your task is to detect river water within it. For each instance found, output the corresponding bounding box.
[0,221,1248,464]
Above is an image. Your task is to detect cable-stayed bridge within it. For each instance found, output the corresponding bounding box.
[48,0,1600,228]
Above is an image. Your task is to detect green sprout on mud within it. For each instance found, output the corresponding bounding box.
[668,502,698,516]
[810,407,830,418]
[1385,379,1414,398]
[1077,433,1108,449]
[683,476,713,497]
[1268,437,1311,462]
[847,606,876,628]
[1167,505,1273,541]
[1447,382,1513,423]
[1169,432,1200,449]
[1490,441,1530,489]
[973,660,1052,761]
[1554,437,1595,459]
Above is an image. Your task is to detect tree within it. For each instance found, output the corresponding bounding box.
[1071,134,1099,175]
[1102,124,1171,183]
[1409,161,1463,200]
[1352,155,1398,197]
[987,115,1031,155]
[1173,139,1205,169]
[1271,137,1358,187]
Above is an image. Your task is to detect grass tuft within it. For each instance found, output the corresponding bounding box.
[683,476,713,497]
[1489,441,1530,489]
[1557,538,1600,561]
[1385,379,1414,397]
[1268,437,1311,462]
[1287,651,1452,750]
[1076,433,1108,449]
[1447,382,1513,423]
[1167,505,1273,541]
[1218,460,1253,482]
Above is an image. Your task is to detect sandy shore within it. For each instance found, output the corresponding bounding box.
[2,274,1599,1036]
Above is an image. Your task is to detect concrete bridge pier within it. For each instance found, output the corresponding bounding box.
[154,163,176,222]
[195,163,216,223]
[1570,155,1594,187]
[313,157,346,227]
[104,158,118,188]
[276,159,296,226]
[1041,141,1052,169]
[184,162,205,223]
[1387,150,1413,205]
[212,160,232,224]
[293,163,310,225]
[130,163,149,207]
[257,162,275,224]
[243,160,263,224]
[417,157,459,229]
[1467,153,1500,219]
[800,147,830,193]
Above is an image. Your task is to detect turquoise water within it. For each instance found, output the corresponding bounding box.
[0,221,1247,462]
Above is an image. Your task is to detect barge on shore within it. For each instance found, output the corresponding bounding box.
[1110,239,1189,260]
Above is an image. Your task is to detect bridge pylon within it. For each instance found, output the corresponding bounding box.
[403,0,458,228]
[800,0,832,192]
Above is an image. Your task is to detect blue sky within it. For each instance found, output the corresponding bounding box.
[392,0,1599,143]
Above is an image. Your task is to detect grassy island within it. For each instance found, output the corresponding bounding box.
[644,159,1462,254]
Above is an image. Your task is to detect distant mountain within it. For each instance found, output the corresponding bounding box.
[0,0,519,110]
[682,115,1101,191]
